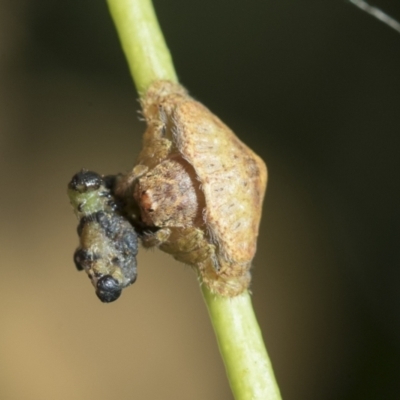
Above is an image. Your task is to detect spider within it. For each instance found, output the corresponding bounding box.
[68,81,266,298]
[114,81,267,297]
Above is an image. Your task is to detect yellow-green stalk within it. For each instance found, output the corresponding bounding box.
[106,0,282,398]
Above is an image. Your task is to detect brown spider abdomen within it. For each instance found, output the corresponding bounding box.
[121,81,268,297]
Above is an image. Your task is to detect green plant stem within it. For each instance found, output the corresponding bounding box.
[106,0,178,95]
[202,286,281,399]
[106,0,282,399]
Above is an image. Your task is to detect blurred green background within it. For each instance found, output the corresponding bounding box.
[1,1,399,399]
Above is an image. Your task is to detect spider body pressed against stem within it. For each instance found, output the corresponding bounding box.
[116,81,267,297]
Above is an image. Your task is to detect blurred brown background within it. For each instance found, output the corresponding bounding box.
[1,0,399,399]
